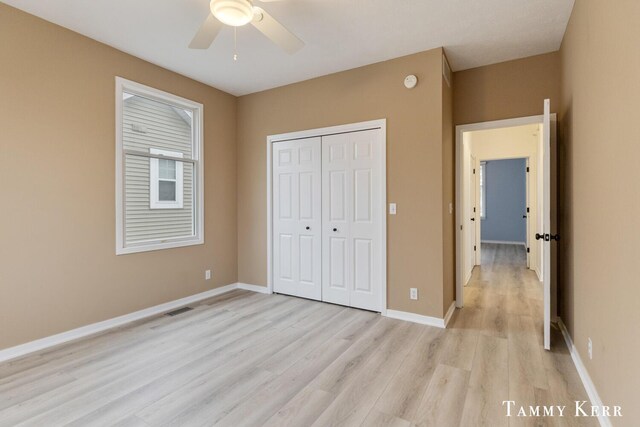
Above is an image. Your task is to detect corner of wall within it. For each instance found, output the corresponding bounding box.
[442,50,455,315]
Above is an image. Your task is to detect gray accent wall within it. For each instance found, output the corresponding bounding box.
[481,158,526,243]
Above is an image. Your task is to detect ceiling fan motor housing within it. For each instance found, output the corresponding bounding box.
[210,0,254,27]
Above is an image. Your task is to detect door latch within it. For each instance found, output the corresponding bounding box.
[536,233,560,241]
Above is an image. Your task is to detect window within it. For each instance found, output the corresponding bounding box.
[150,148,184,209]
[116,77,203,255]
[479,162,487,219]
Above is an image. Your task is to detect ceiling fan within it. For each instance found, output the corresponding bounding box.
[189,0,304,55]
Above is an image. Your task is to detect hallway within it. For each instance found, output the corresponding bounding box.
[451,243,596,426]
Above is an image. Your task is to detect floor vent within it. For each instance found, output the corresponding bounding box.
[165,307,194,317]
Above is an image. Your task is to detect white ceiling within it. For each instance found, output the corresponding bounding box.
[4,0,575,96]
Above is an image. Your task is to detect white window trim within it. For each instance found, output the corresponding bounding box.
[149,148,184,209]
[115,77,204,255]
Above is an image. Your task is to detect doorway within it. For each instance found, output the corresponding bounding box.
[267,119,387,313]
[455,102,557,349]
[480,158,529,257]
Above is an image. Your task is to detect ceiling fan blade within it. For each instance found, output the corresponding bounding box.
[189,14,224,49]
[251,7,304,54]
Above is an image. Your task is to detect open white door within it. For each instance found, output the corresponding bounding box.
[542,99,552,350]
[525,158,531,269]
[468,155,478,276]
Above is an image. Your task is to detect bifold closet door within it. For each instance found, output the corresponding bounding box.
[272,138,322,300]
[322,129,382,311]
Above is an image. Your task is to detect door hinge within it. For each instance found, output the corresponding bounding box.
[527,247,530,253]
[527,207,530,213]
[473,168,476,174]
[474,245,476,251]
[473,207,476,213]
[526,167,530,172]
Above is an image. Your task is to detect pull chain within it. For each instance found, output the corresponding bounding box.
[233,27,238,61]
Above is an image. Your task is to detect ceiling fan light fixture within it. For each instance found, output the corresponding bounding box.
[210,0,254,27]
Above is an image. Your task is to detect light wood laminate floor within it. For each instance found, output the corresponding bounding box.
[0,244,595,426]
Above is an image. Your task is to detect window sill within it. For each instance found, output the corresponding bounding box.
[116,237,204,255]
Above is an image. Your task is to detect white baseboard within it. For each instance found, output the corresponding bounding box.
[385,309,448,328]
[1,282,450,364]
[237,283,271,294]
[464,269,472,287]
[481,240,526,246]
[557,318,610,427]
[0,283,239,364]
[535,267,542,282]
[444,301,456,327]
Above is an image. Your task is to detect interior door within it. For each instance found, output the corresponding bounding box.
[272,138,322,300]
[322,129,382,311]
[469,156,478,273]
[525,158,531,268]
[542,99,552,350]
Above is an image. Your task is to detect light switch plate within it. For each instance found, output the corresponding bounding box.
[205,270,211,280]
[389,203,397,215]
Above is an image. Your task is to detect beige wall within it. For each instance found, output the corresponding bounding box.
[237,49,451,318]
[0,5,238,350]
[559,0,640,422]
[453,52,560,126]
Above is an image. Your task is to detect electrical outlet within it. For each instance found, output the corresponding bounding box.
[389,203,397,215]
[410,288,418,300]
[449,202,453,214]
[205,270,212,280]
[588,337,593,360]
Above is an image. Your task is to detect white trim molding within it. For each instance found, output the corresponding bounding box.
[385,302,456,329]
[0,284,237,364]
[455,113,556,309]
[444,301,457,327]
[557,318,611,427]
[1,283,458,365]
[115,76,205,256]
[237,283,272,294]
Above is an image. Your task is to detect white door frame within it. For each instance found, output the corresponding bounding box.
[455,114,555,309]
[267,119,387,314]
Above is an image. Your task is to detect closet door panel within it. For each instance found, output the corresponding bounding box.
[349,130,381,310]
[322,129,382,311]
[322,136,351,306]
[273,138,322,300]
